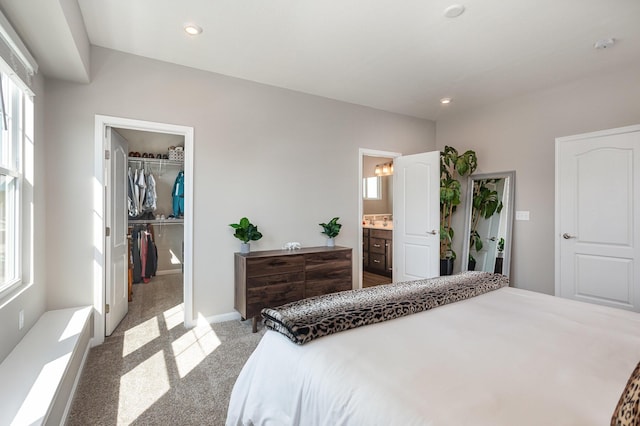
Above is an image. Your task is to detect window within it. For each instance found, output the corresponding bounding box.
[0,71,27,295]
[363,176,382,200]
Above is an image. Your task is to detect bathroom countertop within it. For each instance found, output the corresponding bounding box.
[362,224,393,230]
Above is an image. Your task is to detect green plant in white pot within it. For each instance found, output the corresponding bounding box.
[319,217,342,247]
[230,217,263,253]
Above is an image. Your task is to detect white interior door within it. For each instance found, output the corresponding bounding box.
[106,128,129,335]
[556,125,640,311]
[393,151,440,282]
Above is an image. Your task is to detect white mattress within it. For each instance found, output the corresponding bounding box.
[226,287,640,425]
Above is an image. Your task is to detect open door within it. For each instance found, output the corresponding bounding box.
[105,128,129,335]
[393,151,440,282]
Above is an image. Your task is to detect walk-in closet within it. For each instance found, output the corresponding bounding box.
[115,128,186,305]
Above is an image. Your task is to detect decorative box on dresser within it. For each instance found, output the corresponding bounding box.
[234,246,352,332]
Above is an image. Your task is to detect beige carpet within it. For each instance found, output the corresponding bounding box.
[68,274,265,426]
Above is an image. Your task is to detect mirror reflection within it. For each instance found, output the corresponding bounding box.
[462,171,515,277]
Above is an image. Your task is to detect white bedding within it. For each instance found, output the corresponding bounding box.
[226,287,640,425]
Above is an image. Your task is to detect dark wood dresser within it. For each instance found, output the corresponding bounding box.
[234,246,352,331]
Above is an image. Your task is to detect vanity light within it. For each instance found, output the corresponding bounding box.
[374,161,394,177]
[184,24,203,36]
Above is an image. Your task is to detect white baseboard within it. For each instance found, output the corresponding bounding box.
[196,311,241,326]
[156,269,182,276]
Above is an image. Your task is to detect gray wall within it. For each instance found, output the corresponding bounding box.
[436,66,640,294]
[44,47,436,321]
[0,73,47,362]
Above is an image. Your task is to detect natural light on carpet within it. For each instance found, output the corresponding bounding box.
[163,303,184,330]
[118,350,170,424]
[171,325,221,378]
[122,316,160,357]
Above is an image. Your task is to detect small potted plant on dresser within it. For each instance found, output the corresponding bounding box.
[229,217,263,253]
[319,217,342,247]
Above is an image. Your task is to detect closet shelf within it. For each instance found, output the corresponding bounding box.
[128,157,183,167]
[129,219,184,225]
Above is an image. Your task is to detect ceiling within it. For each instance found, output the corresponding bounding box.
[1,0,639,120]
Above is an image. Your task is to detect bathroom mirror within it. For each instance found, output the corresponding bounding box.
[461,171,515,277]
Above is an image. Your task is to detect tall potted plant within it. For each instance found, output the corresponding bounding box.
[440,146,477,275]
[229,217,263,253]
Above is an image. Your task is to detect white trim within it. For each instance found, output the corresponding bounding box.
[199,311,242,326]
[358,148,402,289]
[92,115,195,345]
[155,269,182,276]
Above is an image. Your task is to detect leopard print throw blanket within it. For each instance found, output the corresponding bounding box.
[262,271,509,345]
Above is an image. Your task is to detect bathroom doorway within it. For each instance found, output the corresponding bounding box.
[359,149,400,288]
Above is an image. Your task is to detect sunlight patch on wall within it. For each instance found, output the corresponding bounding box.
[169,249,181,265]
[171,325,221,378]
[122,316,160,357]
[118,350,169,424]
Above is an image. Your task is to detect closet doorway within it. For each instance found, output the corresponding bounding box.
[94,115,194,345]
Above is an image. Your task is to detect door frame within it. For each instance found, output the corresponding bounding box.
[358,148,401,289]
[93,114,195,345]
[554,123,640,298]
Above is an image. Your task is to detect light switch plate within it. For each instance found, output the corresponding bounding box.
[515,211,530,221]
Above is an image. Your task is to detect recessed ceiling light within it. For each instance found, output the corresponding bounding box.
[593,38,615,50]
[444,4,466,18]
[440,97,452,104]
[184,24,203,36]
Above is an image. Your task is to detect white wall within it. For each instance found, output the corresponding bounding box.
[0,73,47,362]
[44,47,436,321]
[436,66,640,294]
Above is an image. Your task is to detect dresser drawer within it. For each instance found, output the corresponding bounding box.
[369,252,385,271]
[370,229,392,239]
[246,283,304,318]
[245,255,304,277]
[369,238,386,254]
[305,250,351,272]
[247,272,304,289]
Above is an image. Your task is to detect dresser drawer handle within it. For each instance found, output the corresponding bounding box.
[373,244,381,248]
[373,259,381,263]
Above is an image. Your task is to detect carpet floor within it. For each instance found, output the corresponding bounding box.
[68,274,264,425]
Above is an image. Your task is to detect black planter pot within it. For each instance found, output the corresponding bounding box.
[440,258,454,276]
[468,259,476,271]
[494,257,504,274]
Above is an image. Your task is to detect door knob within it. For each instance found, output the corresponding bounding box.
[562,233,576,239]
[489,237,497,241]
[427,230,437,235]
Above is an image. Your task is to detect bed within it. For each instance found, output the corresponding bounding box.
[226,272,640,425]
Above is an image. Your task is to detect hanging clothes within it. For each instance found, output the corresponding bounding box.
[131,226,142,283]
[137,168,147,213]
[172,170,185,217]
[127,167,138,218]
[143,172,157,211]
[129,224,158,284]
